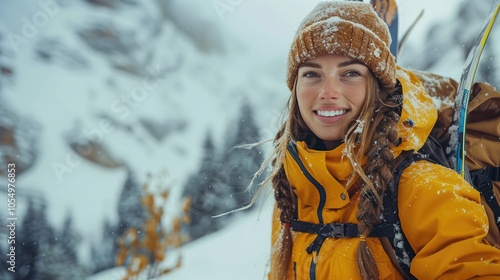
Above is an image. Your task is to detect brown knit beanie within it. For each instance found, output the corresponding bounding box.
[287,1,396,90]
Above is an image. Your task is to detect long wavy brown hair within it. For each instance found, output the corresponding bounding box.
[260,69,401,280]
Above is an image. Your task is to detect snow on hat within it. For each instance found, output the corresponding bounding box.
[286,1,396,90]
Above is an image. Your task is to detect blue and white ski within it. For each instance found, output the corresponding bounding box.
[450,1,500,177]
[350,0,399,58]
[370,0,399,59]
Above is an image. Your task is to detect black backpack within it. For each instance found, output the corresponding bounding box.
[376,79,500,279]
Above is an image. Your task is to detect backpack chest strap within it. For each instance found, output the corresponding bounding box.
[291,219,394,254]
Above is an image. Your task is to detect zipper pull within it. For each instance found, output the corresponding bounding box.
[313,251,319,264]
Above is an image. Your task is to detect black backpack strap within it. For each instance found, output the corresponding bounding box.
[291,219,394,254]
[379,151,430,280]
[470,167,500,228]
[292,219,358,254]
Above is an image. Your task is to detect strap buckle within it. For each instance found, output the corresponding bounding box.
[324,223,348,238]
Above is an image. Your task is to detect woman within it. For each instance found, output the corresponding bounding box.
[264,1,500,279]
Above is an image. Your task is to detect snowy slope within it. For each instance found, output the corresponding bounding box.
[1,0,496,278]
[88,197,274,280]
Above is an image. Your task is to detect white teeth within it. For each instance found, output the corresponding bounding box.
[317,110,347,117]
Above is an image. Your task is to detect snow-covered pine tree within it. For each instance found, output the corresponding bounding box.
[182,131,225,240]
[220,101,264,212]
[17,197,54,280]
[45,214,88,279]
[35,213,87,280]
[117,169,148,239]
[59,215,79,265]
[183,102,265,241]
[89,218,119,274]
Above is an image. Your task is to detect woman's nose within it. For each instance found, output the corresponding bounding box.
[319,79,341,99]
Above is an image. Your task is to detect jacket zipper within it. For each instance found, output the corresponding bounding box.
[288,143,327,280]
[287,143,327,224]
[293,262,297,280]
[309,257,317,280]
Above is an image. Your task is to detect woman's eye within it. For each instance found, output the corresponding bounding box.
[302,71,320,78]
[344,71,361,77]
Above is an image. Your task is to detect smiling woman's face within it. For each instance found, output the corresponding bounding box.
[296,54,370,149]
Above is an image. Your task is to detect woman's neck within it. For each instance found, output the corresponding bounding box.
[322,140,344,150]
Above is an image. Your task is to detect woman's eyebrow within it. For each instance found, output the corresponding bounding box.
[299,62,322,69]
[299,59,365,69]
[338,59,365,68]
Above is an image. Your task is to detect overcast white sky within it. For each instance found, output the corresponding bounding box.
[0,0,461,42]
[224,0,462,52]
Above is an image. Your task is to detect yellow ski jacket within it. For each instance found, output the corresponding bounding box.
[271,68,500,279]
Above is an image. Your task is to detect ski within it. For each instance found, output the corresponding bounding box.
[370,0,399,59]
[451,1,500,176]
[349,0,399,59]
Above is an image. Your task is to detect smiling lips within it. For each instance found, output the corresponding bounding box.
[316,110,347,117]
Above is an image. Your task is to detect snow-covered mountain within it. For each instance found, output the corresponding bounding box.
[0,0,288,277]
[0,0,498,278]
